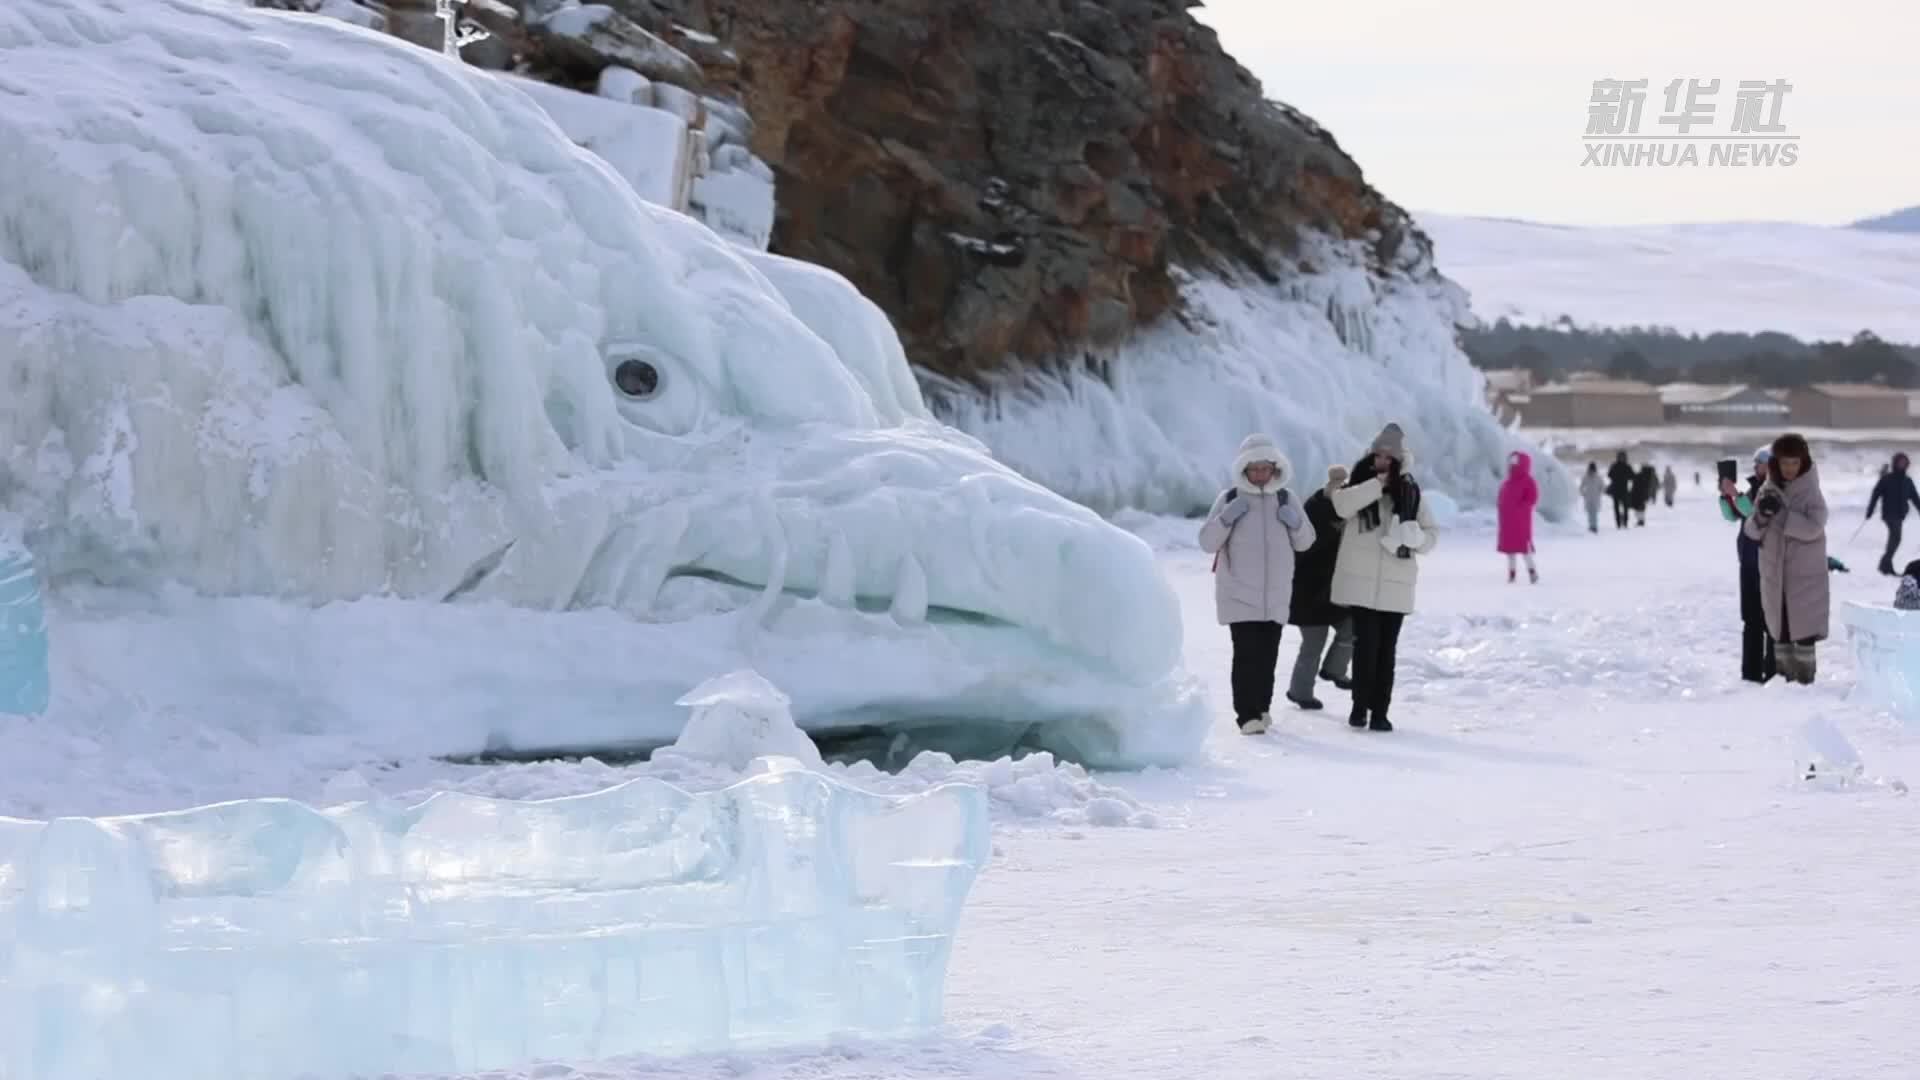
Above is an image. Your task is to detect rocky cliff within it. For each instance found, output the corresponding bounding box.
[272,0,1432,384]
[598,0,1429,384]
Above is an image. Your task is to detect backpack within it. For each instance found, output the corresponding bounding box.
[1210,488,1237,573]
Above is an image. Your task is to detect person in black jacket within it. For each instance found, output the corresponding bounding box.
[1632,463,1658,526]
[1865,452,1920,575]
[1606,451,1634,529]
[1719,448,1775,683]
[1284,464,1354,710]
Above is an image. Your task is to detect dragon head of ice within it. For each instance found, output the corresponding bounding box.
[0,0,1205,767]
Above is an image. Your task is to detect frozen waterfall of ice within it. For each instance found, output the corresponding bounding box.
[0,762,991,1078]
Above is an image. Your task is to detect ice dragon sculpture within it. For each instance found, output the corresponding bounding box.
[0,0,1205,767]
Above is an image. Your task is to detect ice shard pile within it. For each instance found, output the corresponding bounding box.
[0,540,49,716]
[1840,601,1920,729]
[0,764,991,1079]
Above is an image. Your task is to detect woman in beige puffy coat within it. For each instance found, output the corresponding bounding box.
[1742,432,1829,684]
[1329,423,1440,732]
[1198,434,1316,734]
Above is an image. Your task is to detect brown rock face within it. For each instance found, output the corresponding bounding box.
[602,0,1429,384]
[269,0,1428,384]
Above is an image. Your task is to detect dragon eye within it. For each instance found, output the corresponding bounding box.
[613,358,660,399]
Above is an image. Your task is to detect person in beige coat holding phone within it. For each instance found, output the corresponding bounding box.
[1742,432,1829,684]
[1329,423,1440,732]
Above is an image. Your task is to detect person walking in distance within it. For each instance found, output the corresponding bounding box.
[1662,465,1678,508]
[1579,462,1604,534]
[1331,423,1440,732]
[1198,434,1316,734]
[1719,447,1776,683]
[1497,451,1540,583]
[1633,463,1658,526]
[1607,451,1634,529]
[1284,465,1355,711]
[1865,452,1920,575]
[1743,434,1830,685]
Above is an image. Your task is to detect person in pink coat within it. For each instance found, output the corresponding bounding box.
[1497,451,1539,583]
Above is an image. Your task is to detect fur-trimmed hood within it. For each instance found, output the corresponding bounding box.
[1231,434,1293,496]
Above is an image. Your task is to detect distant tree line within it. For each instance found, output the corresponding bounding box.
[1461,318,1920,389]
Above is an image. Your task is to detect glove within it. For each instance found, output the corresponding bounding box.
[1395,545,1413,560]
[1220,496,1252,525]
[1276,496,1305,530]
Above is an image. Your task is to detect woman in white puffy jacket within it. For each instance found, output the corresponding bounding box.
[1198,434,1316,734]
[1329,423,1440,732]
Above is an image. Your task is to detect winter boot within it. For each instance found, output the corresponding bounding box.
[1286,692,1324,711]
[1348,705,1367,729]
[1238,714,1271,735]
[1322,672,1353,691]
[1368,712,1394,732]
[1529,566,1539,584]
[1507,567,1516,583]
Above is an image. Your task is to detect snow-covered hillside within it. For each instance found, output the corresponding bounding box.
[1855,205,1920,233]
[1418,212,1920,344]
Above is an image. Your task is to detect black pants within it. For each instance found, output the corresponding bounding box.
[1881,517,1904,573]
[1741,620,1776,683]
[1611,497,1630,528]
[1349,608,1407,715]
[1229,620,1284,720]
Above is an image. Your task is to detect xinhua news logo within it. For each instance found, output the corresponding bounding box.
[1584,78,1799,167]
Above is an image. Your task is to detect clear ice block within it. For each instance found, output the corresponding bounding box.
[0,760,990,1079]
[1840,600,1920,728]
[0,545,49,716]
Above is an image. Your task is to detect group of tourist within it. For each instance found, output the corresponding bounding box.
[1576,454,1677,532]
[1198,419,1920,731]
[1197,423,1438,735]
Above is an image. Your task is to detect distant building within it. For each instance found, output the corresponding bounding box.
[1521,379,1664,427]
[1787,384,1911,429]
[1659,383,1791,427]
[1481,368,1534,395]
[1480,369,1532,423]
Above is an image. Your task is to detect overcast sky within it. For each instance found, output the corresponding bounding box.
[1193,0,1918,227]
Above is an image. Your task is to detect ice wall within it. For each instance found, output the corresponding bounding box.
[0,763,991,1078]
[929,239,1575,520]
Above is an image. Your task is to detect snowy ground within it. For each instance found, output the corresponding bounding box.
[7,449,1919,1078]
[1531,426,1920,460]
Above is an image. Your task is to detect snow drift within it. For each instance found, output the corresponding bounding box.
[931,244,1577,521]
[0,0,1204,767]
